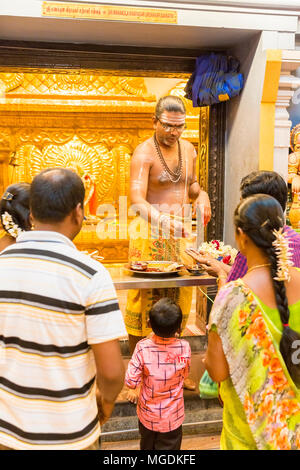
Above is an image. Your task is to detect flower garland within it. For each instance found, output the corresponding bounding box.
[1,212,24,238]
[272,228,294,282]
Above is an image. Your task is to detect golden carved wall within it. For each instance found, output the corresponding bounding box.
[0,72,207,262]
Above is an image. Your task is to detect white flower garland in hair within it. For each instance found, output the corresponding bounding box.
[1,211,24,238]
[272,228,294,282]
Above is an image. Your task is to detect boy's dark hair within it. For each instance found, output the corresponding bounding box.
[155,95,186,119]
[0,182,31,232]
[149,298,182,338]
[240,170,287,212]
[30,168,85,223]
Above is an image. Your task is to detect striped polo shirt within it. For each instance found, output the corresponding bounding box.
[0,231,126,450]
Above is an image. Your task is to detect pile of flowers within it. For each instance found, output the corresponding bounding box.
[198,239,238,265]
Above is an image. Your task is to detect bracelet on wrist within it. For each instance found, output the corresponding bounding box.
[216,274,227,285]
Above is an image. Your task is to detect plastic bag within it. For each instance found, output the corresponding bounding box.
[184,53,244,107]
[199,370,219,399]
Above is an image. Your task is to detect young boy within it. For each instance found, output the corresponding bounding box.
[125,297,191,450]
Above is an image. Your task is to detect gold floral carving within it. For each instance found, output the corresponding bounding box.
[11,144,43,182]
[11,137,118,208]
[0,128,11,150]
[13,129,140,150]
[137,129,154,145]
[112,145,132,199]
[78,131,137,149]
[118,77,152,99]
[0,73,155,100]
[15,129,74,148]
[12,131,136,209]
[92,144,117,202]
[0,73,24,93]
[168,81,199,117]
[22,137,116,204]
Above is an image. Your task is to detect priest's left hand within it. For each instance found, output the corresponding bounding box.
[193,190,211,226]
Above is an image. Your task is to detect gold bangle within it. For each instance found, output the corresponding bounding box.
[216,275,227,285]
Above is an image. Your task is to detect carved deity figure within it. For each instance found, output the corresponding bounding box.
[288,124,300,193]
[288,124,300,229]
[67,162,97,218]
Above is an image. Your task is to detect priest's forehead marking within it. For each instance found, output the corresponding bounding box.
[159,112,186,125]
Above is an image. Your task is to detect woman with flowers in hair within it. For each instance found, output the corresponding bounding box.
[205,194,300,450]
[0,183,31,251]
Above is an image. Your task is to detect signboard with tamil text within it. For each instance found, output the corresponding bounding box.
[42,2,178,24]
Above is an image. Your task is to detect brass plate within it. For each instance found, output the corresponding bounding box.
[125,261,182,276]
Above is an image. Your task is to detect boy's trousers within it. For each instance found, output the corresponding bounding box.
[138,420,182,450]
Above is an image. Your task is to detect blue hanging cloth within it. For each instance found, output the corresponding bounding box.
[184,53,244,107]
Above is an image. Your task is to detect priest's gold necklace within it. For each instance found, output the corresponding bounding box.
[247,263,271,274]
[153,133,182,183]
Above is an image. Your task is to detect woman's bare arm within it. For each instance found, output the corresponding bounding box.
[204,330,230,383]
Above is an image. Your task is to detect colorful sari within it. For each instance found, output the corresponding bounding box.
[209,279,300,450]
[125,215,194,337]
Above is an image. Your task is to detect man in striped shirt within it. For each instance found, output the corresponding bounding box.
[0,168,126,450]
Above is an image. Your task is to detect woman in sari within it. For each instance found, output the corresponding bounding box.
[205,194,300,450]
[0,183,31,251]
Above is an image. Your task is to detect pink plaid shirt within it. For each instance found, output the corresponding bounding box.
[125,335,191,432]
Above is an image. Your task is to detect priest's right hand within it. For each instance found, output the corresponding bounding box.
[160,215,190,238]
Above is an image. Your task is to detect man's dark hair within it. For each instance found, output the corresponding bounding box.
[240,170,287,212]
[149,297,182,338]
[155,95,186,119]
[30,168,85,223]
